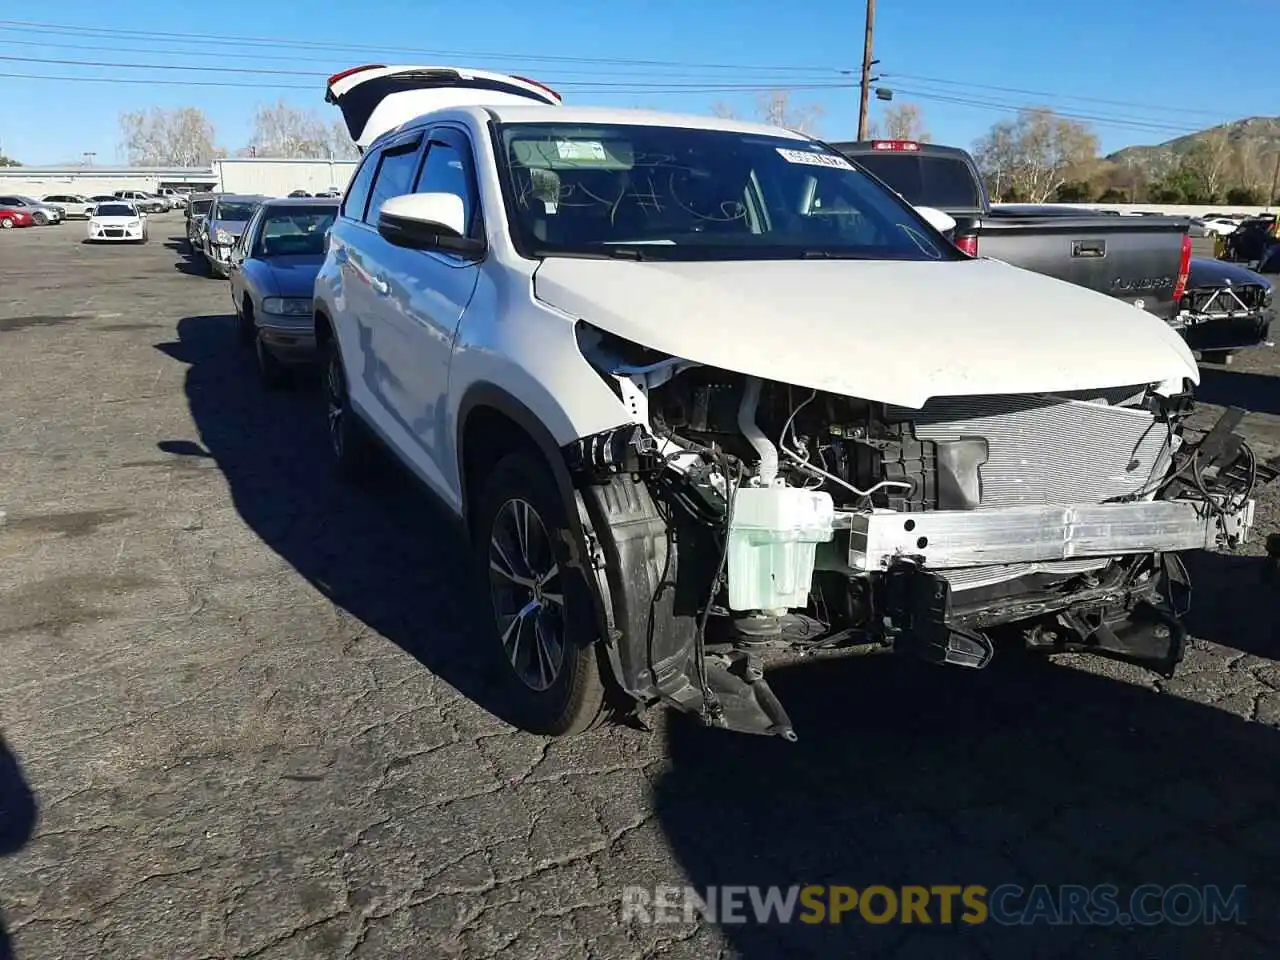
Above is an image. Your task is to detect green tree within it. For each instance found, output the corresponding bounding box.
[1226,185,1264,205]
[1054,180,1093,202]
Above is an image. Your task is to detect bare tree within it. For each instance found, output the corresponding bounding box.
[119,107,218,166]
[709,102,739,120]
[1184,127,1233,200]
[247,100,332,158]
[973,108,1098,203]
[881,103,930,142]
[325,120,360,160]
[753,91,824,136]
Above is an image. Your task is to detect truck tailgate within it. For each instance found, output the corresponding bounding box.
[976,214,1190,319]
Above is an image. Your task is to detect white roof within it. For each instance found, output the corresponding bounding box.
[479,104,811,140]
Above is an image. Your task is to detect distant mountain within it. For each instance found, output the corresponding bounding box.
[1107,117,1280,173]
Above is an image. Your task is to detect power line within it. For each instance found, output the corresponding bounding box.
[0,69,853,96]
[886,72,1237,121]
[0,52,863,92]
[0,19,855,75]
[0,32,838,83]
[0,18,1246,127]
[891,87,1203,137]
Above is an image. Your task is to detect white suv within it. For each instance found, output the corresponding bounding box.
[315,65,1270,740]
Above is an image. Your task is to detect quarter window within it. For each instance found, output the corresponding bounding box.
[341,150,379,222]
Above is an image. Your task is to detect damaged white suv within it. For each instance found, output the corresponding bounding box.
[317,66,1271,740]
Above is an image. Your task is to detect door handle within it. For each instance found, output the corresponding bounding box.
[370,275,390,296]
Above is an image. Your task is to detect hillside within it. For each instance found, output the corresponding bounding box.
[1107,116,1280,172]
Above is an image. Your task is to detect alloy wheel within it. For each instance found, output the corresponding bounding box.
[324,349,345,458]
[488,498,566,692]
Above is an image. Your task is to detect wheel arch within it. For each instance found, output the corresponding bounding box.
[457,381,578,532]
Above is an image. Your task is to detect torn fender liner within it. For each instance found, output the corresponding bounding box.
[574,474,800,740]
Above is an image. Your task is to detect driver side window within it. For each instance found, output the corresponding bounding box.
[414,132,481,239]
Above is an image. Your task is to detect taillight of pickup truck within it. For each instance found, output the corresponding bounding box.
[1172,233,1192,303]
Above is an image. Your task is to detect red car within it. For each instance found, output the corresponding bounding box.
[0,207,34,229]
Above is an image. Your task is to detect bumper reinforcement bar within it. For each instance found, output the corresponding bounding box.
[848,499,1254,571]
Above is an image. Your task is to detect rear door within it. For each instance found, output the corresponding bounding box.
[325,65,562,150]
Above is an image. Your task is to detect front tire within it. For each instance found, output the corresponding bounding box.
[472,452,608,736]
[0,218,12,229]
[321,336,374,480]
[235,298,255,347]
[31,212,47,226]
[256,335,290,390]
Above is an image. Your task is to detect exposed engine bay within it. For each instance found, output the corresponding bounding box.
[566,322,1276,740]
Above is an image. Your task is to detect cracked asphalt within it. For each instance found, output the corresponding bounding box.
[1,220,1280,959]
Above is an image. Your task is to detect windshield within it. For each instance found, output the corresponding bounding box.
[215,202,258,222]
[190,199,213,216]
[851,154,982,211]
[495,123,954,261]
[94,204,137,217]
[253,207,337,257]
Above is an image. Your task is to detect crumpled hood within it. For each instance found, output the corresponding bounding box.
[262,256,325,298]
[534,256,1200,409]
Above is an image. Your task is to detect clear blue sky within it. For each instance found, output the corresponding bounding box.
[1,0,1276,165]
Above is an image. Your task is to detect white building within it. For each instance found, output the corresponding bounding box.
[213,158,358,196]
[0,158,358,200]
[0,165,217,197]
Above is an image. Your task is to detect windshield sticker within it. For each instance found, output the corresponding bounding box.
[556,139,608,162]
[776,148,854,170]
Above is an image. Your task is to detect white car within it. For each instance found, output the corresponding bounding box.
[315,65,1270,740]
[86,201,149,243]
[1201,217,1239,237]
[42,194,95,219]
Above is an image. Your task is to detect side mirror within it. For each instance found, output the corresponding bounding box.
[914,205,957,235]
[377,193,484,257]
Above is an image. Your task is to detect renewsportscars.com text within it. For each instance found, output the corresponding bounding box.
[621,884,1247,926]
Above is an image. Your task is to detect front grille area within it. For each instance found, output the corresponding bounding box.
[1185,284,1266,316]
[887,390,1171,508]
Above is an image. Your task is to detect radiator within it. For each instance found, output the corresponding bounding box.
[886,389,1172,509]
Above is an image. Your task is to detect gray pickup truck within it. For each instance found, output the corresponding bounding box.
[831,140,1192,321]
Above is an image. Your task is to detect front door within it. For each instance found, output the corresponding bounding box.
[362,125,482,512]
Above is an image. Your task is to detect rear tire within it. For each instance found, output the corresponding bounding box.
[471,452,608,736]
[321,335,374,481]
[0,218,12,229]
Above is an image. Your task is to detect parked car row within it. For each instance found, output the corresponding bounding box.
[166,64,1279,742]
[0,189,190,236]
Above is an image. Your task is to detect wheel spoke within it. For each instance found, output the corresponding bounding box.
[488,497,567,693]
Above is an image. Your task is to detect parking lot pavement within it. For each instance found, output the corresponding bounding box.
[1,219,1279,960]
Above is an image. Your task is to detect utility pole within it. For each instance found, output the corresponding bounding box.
[857,0,876,140]
[1269,149,1280,210]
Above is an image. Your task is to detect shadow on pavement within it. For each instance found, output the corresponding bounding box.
[1181,551,1280,660]
[171,258,209,279]
[0,734,38,960]
[154,315,511,724]
[653,652,1280,958]
[1196,367,1280,417]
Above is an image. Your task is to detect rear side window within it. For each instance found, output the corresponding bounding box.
[364,140,423,225]
[341,150,379,221]
[853,154,981,210]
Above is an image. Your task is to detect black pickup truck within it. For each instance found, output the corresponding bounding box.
[831,139,1193,321]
